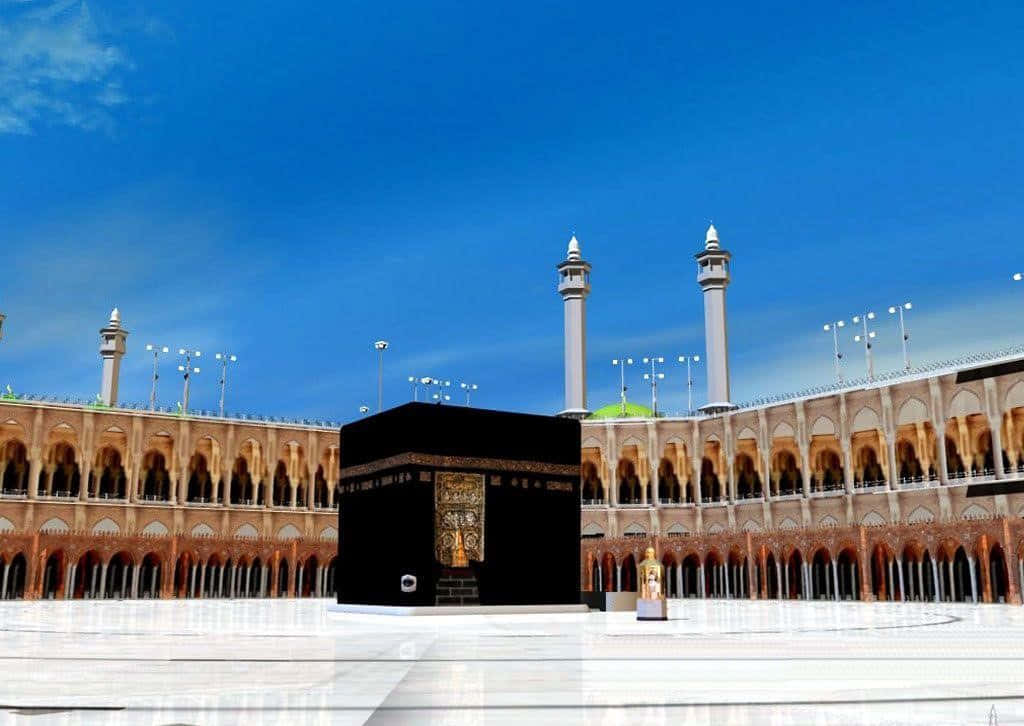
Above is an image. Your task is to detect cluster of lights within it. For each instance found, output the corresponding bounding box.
[822,303,914,382]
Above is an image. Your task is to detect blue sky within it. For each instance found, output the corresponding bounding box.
[2,1,1023,420]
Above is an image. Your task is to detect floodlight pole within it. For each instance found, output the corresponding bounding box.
[611,357,633,416]
[888,303,912,371]
[177,348,201,414]
[852,313,876,381]
[822,320,845,384]
[677,355,700,415]
[214,352,238,417]
[642,356,665,417]
[460,382,479,406]
[374,341,389,412]
[145,344,170,411]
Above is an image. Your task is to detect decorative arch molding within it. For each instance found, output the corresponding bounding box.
[737,427,757,441]
[778,517,799,530]
[619,437,645,453]
[960,504,989,520]
[811,416,836,437]
[319,526,339,541]
[897,397,929,426]
[819,514,839,528]
[235,523,259,539]
[582,522,606,536]
[276,523,302,541]
[0,516,14,533]
[851,407,880,433]
[190,523,216,537]
[861,511,886,526]
[141,520,169,536]
[665,522,688,536]
[948,389,983,418]
[1005,380,1024,410]
[772,422,795,439]
[741,519,762,533]
[92,517,120,535]
[581,436,604,450]
[907,506,935,524]
[39,517,70,534]
[706,522,724,534]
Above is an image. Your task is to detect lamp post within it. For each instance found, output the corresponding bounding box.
[822,320,846,384]
[0,310,5,344]
[176,348,201,414]
[460,382,479,406]
[611,357,634,416]
[408,376,418,401]
[214,352,238,417]
[851,312,877,381]
[677,355,700,414]
[359,405,370,415]
[145,344,170,411]
[642,356,665,417]
[430,378,451,403]
[887,302,912,371]
[373,340,389,412]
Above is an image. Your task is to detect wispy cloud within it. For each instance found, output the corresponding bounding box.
[0,0,131,134]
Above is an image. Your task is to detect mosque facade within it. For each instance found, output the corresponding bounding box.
[0,228,1022,606]
[564,226,1024,606]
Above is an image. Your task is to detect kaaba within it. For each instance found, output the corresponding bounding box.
[337,402,581,607]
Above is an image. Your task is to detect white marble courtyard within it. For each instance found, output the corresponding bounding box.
[0,598,1022,725]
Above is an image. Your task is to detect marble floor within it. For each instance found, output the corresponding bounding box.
[0,598,1022,725]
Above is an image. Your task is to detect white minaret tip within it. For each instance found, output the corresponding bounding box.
[567,234,581,260]
[705,223,719,250]
[109,307,121,325]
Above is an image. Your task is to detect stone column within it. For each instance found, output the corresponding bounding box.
[131,564,140,599]
[64,564,75,600]
[930,559,940,603]
[27,452,41,500]
[782,563,789,600]
[198,564,206,599]
[698,565,705,598]
[979,545,993,603]
[831,560,840,601]
[968,557,978,603]
[915,561,925,602]
[98,563,109,599]
[896,560,905,601]
[0,561,8,600]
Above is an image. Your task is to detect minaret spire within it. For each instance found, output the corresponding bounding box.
[696,223,735,414]
[99,307,129,406]
[557,233,591,419]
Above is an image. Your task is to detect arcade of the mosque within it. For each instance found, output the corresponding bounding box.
[1,225,1023,607]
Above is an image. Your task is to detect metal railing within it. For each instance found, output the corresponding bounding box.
[0,394,342,431]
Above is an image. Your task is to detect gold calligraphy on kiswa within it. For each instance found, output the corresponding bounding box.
[435,471,484,566]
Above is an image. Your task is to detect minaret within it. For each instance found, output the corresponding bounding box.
[99,308,128,406]
[695,224,735,413]
[557,234,591,419]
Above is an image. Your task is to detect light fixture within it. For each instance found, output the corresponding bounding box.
[373,340,389,412]
[822,320,846,384]
[641,356,666,416]
[145,344,170,411]
[611,357,634,416]
[887,302,913,371]
[213,352,239,417]
[459,382,479,406]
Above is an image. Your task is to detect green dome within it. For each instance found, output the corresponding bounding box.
[587,401,655,420]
